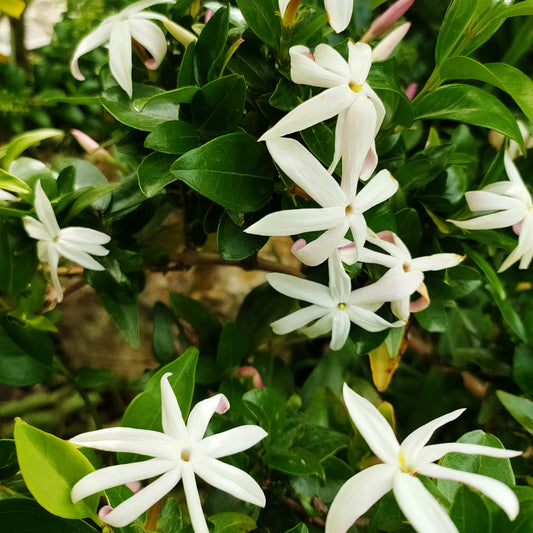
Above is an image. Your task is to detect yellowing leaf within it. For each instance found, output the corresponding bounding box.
[369,326,408,391]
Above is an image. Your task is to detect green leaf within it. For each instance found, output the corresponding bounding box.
[264,448,325,478]
[0,499,98,532]
[132,86,199,111]
[14,419,99,520]
[217,211,268,261]
[243,388,286,444]
[295,425,348,461]
[513,345,533,395]
[0,168,31,194]
[73,367,114,389]
[216,322,250,368]
[0,439,18,480]
[191,75,246,138]
[496,390,533,436]
[284,524,309,533]
[413,84,523,147]
[449,485,492,532]
[138,152,177,197]
[236,0,280,50]
[2,129,64,170]
[152,301,179,365]
[119,348,199,462]
[171,132,274,212]
[101,85,180,132]
[439,57,533,125]
[144,120,199,154]
[208,512,257,533]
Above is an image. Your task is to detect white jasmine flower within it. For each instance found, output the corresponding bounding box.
[259,42,385,190]
[267,252,422,351]
[278,0,353,33]
[245,138,398,266]
[326,383,522,533]
[450,152,533,272]
[339,231,464,320]
[23,181,110,302]
[71,373,267,532]
[71,0,175,98]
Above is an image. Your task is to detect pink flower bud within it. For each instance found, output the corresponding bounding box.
[216,396,230,414]
[361,0,415,43]
[163,19,197,47]
[125,481,142,493]
[372,22,411,61]
[98,506,114,520]
[205,9,214,22]
[291,238,307,252]
[513,221,523,235]
[71,129,111,160]
[238,366,265,388]
[405,82,418,100]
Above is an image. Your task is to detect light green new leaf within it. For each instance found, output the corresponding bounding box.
[14,419,99,521]
[1,129,64,170]
[0,168,31,194]
[497,390,533,436]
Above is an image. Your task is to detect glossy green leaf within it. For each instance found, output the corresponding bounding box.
[132,86,199,111]
[152,301,178,365]
[171,132,274,212]
[439,57,533,124]
[449,485,492,532]
[513,345,533,395]
[284,524,309,533]
[264,448,325,478]
[236,0,280,50]
[2,129,64,170]
[138,152,177,197]
[413,85,523,148]
[14,419,99,520]
[0,168,31,194]
[217,211,268,261]
[144,120,199,154]
[243,388,287,444]
[496,390,533,436]
[208,512,256,533]
[216,322,250,368]
[0,439,17,479]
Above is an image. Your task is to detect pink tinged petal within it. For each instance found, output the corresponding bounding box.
[348,42,373,82]
[71,458,177,502]
[324,0,353,33]
[353,170,399,213]
[359,139,378,182]
[103,466,182,528]
[313,43,351,79]
[361,0,414,42]
[303,312,334,338]
[291,238,306,252]
[400,408,465,461]
[186,394,230,442]
[416,443,522,465]
[346,305,401,332]
[71,427,178,458]
[291,222,350,266]
[56,241,106,271]
[418,463,519,521]
[196,425,267,458]
[71,22,113,80]
[160,373,188,440]
[513,221,523,235]
[34,180,60,237]
[289,45,348,88]
[410,293,430,314]
[325,463,396,533]
[265,138,347,207]
[451,207,526,231]
[372,22,411,62]
[98,505,113,520]
[59,226,111,245]
[23,217,49,241]
[128,19,168,69]
[464,190,524,212]
[259,85,355,141]
[244,206,345,237]
[126,480,142,493]
[330,311,351,350]
[409,253,464,272]
[337,240,358,265]
[328,251,351,302]
[267,273,334,306]
[392,472,459,533]
[122,0,176,18]
[193,456,266,507]
[342,383,400,463]
[109,21,133,98]
[271,305,329,335]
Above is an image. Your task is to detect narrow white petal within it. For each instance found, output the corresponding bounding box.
[303,312,334,338]
[313,43,351,79]
[193,456,266,507]
[325,0,353,33]
[180,465,209,533]
[160,372,188,440]
[104,466,182,528]
[417,443,522,465]
[409,253,464,272]
[328,108,346,175]
[109,21,133,98]
[346,305,399,332]
[290,45,348,88]
[266,138,347,207]
[464,190,524,213]
[356,247,398,268]
[186,394,229,442]
[400,409,465,461]
[367,87,386,133]
[259,86,354,141]
[71,22,113,80]
[34,181,60,237]
[23,217,50,241]
[348,212,368,259]
[128,20,168,69]
[196,426,267,458]
[271,305,329,335]
[451,207,525,230]
[517,214,533,269]
[266,273,334,307]
[71,427,177,458]
[391,297,410,321]
[279,0,290,16]
[60,226,111,244]
[122,0,175,18]
[498,244,523,273]
[418,463,519,521]
[348,42,372,82]
[325,464,396,533]
[330,311,351,350]
[291,223,349,266]
[245,207,345,236]
[504,151,528,188]
[71,458,176,502]
[342,383,400,463]
[56,241,106,270]
[353,170,399,212]
[328,251,351,302]
[393,472,459,533]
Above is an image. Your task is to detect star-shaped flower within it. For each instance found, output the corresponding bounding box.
[267,252,422,350]
[450,152,533,272]
[71,373,267,531]
[23,180,110,302]
[245,138,398,266]
[326,384,521,533]
[339,231,464,320]
[260,42,385,191]
[71,0,175,98]
[279,0,353,33]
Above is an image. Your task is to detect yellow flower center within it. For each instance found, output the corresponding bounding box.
[338,303,347,310]
[398,449,409,473]
[181,448,191,461]
[349,82,363,92]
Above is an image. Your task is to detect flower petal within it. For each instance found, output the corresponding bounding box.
[71,458,176,503]
[409,253,464,272]
[128,19,168,69]
[109,21,133,97]
[267,273,334,306]
[160,372,188,440]
[104,466,182,528]
[187,394,229,442]
[342,383,400,463]
[193,456,266,507]
[451,206,525,230]
[71,21,113,80]
[346,305,400,332]
[504,150,528,188]
[328,108,346,175]
[464,190,524,212]
[291,222,349,266]
[303,312,334,338]
[196,425,267,458]
[34,180,60,237]
[372,22,411,61]
[498,244,523,273]
[122,0,175,18]
[259,86,355,141]
[23,217,49,241]
[418,463,519,521]
[56,241,106,270]
[348,42,372,82]
[182,464,209,533]
[325,463,396,533]
[393,472,459,533]
[325,0,353,33]
[45,242,62,302]
[290,45,348,88]
[328,251,351,302]
[353,170,398,212]
[416,442,522,465]
[59,226,111,245]
[313,43,351,79]
[391,297,410,321]
[271,305,329,335]
[330,311,351,350]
